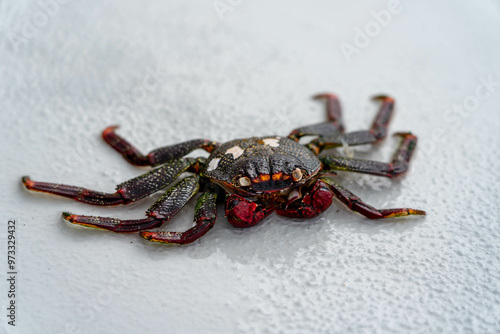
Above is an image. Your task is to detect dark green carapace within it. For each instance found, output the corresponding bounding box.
[203,136,321,195]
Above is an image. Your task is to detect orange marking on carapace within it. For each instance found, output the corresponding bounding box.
[260,174,270,182]
[272,172,283,181]
[252,174,271,183]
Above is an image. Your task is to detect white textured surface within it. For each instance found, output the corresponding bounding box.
[1,1,500,333]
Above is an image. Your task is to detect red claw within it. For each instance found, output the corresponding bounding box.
[225,195,274,228]
[312,181,334,213]
[275,180,333,219]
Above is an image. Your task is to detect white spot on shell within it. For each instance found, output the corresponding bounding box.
[225,146,244,159]
[263,137,280,147]
[207,158,221,171]
[238,176,252,187]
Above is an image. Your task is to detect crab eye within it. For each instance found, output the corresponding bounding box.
[292,168,303,181]
[238,176,252,187]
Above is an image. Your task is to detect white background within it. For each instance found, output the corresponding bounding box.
[1,1,499,333]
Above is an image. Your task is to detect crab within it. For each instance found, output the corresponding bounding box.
[22,93,425,245]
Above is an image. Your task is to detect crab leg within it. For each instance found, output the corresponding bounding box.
[22,158,197,205]
[141,187,218,244]
[289,93,345,141]
[102,126,219,166]
[320,133,417,178]
[63,176,200,232]
[320,176,425,219]
[304,95,395,154]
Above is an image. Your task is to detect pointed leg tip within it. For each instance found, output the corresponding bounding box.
[140,231,153,240]
[313,93,338,100]
[62,212,84,225]
[412,209,426,216]
[140,231,169,244]
[141,231,168,243]
[102,125,119,136]
[393,132,413,136]
[393,132,417,141]
[372,95,394,102]
[22,176,33,189]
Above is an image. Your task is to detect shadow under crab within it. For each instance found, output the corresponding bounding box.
[22,93,425,244]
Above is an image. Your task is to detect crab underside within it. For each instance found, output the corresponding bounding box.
[23,93,425,244]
